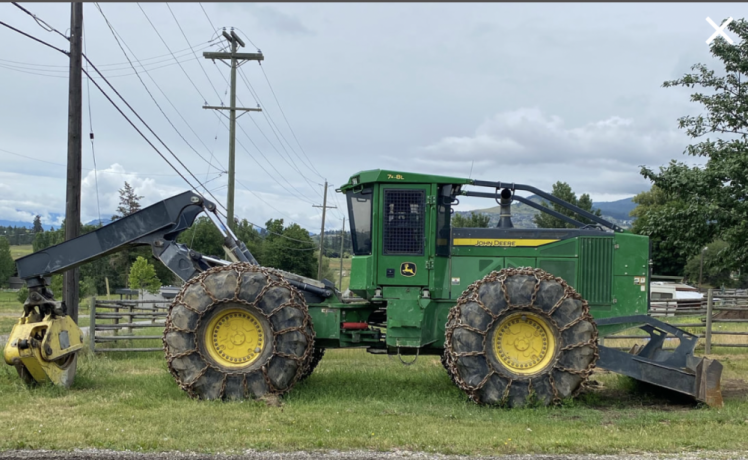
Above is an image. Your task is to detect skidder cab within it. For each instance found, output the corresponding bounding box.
[4,171,722,408]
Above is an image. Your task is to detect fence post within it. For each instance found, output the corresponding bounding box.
[89,297,96,353]
[127,304,134,334]
[113,304,119,337]
[705,288,714,355]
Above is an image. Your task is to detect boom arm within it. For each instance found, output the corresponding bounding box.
[16,190,334,299]
[16,191,242,288]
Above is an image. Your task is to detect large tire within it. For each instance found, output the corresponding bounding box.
[298,347,325,382]
[163,263,315,401]
[444,267,598,407]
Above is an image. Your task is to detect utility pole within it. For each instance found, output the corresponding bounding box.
[313,180,336,280]
[63,2,83,323]
[338,217,345,290]
[203,29,263,231]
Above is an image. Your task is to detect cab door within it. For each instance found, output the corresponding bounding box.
[376,184,431,286]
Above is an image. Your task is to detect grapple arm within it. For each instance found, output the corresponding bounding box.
[15,191,231,287]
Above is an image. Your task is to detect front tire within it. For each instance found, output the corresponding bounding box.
[444,267,598,407]
[163,264,315,401]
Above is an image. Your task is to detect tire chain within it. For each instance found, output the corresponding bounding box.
[443,267,600,406]
[163,263,316,400]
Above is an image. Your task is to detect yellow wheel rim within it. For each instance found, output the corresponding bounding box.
[205,308,266,368]
[493,312,556,375]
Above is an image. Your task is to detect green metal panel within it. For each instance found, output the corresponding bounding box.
[376,184,431,286]
[505,257,536,269]
[578,237,614,306]
[449,256,504,295]
[431,256,450,299]
[340,169,471,192]
[537,258,577,289]
[538,238,578,257]
[309,306,341,342]
[592,275,649,336]
[349,255,375,298]
[614,232,649,276]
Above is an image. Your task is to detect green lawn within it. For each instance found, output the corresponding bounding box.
[9,244,33,260]
[0,343,747,455]
[327,257,352,291]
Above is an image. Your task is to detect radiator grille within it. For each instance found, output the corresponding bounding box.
[578,237,614,306]
[383,189,425,255]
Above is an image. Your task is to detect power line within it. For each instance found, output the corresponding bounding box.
[3,12,321,248]
[237,67,324,191]
[136,3,211,105]
[82,17,102,227]
[0,146,213,177]
[214,114,316,206]
[165,3,224,104]
[11,2,68,41]
[0,55,209,80]
[95,3,219,173]
[0,44,214,72]
[197,22,323,203]
[257,63,325,179]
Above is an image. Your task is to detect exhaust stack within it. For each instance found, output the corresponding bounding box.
[496,188,513,228]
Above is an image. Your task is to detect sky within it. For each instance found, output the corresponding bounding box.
[0,2,740,233]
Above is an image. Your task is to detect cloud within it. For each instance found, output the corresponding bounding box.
[244,5,314,37]
[411,108,698,198]
[417,108,688,167]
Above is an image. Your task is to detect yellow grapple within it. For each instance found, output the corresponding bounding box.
[3,313,83,387]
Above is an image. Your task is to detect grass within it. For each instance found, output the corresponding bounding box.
[0,341,747,455]
[327,257,352,291]
[9,244,33,260]
[0,291,105,336]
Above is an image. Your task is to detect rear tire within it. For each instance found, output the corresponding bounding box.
[444,267,598,407]
[163,263,315,401]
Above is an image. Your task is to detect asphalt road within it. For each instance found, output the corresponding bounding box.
[0,450,746,460]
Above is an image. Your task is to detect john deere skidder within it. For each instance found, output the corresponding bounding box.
[4,169,723,407]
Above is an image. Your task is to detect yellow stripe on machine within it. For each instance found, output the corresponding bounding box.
[453,238,559,247]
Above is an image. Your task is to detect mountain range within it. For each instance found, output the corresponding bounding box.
[457,195,637,229]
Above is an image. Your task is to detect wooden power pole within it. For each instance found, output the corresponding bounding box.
[338,217,345,290]
[203,29,262,231]
[63,2,83,323]
[313,180,336,280]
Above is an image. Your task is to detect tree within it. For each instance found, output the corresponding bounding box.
[32,215,44,233]
[177,216,225,258]
[262,219,317,278]
[640,18,748,272]
[533,181,602,229]
[0,236,15,287]
[235,218,264,263]
[128,256,161,297]
[683,240,742,288]
[112,182,143,221]
[629,186,689,276]
[452,211,490,228]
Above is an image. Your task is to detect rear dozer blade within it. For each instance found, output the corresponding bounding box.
[595,315,723,407]
[3,313,83,388]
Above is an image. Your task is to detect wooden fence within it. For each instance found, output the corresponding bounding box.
[602,288,748,353]
[89,298,170,353]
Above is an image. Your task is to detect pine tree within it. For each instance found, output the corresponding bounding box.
[32,215,44,233]
[533,182,602,228]
[112,182,144,221]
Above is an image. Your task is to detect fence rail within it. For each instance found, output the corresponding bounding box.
[603,288,748,352]
[89,297,170,353]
